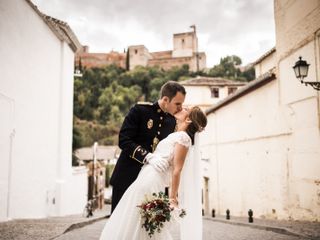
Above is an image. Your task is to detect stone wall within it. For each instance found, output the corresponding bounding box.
[148,56,193,70]
[75,51,126,69]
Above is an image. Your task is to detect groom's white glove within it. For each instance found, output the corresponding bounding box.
[144,153,168,172]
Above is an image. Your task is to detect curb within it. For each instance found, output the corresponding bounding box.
[49,215,109,240]
[203,217,313,240]
[65,215,109,233]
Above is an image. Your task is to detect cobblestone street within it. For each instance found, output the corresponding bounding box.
[52,218,316,240]
[202,220,308,240]
[1,204,319,240]
[54,219,106,240]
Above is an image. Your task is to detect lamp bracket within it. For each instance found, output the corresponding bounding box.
[303,81,320,91]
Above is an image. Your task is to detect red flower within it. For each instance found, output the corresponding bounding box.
[137,191,186,238]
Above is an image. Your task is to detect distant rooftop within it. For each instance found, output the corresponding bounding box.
[252,47,276,65]
[174,31,195,37]
[75,145,121,162]
[206,69,276,115]
[180,76,247,86]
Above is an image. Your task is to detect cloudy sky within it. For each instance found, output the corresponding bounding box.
[32,0,275,67]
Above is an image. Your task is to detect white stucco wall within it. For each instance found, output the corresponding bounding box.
[0,0,86,221]
[56,166,88,216]
[275,0,320,220]
[201,72,319,220]
[0,94,15,221]
[277,41,320,220]
[201,80,295,218]
[183,85,240,109]
[254,51,276,77]
[200,0,320,221]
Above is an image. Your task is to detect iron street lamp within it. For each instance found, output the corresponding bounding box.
[293,56,320,90]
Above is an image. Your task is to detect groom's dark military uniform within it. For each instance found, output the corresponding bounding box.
[110,101,176,212]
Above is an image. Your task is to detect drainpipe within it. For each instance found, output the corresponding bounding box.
[2,93,15,220]
[214,113,220,215]
[7,129,15,219]
[314,31,320,130]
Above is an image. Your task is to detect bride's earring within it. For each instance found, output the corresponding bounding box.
[186,118,192,124]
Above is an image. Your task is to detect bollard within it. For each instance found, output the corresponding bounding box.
[212,209,215,218]
[248,209,253,223]
[226,209,230,220]
[85,199,94,218]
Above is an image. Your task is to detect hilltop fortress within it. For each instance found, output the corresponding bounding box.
[76,27,206,71]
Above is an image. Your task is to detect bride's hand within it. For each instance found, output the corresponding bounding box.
[145,153,168,172]
[169,198,179,209]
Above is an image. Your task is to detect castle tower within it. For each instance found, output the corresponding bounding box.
[128,45,151,70]
[172,28,198,58]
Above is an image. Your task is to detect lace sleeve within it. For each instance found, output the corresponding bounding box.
[176,132,191,148]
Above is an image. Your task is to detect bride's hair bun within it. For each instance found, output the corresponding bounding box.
[186,106,207,144]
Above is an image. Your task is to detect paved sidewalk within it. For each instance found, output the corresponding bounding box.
[0,205,111,240]
[1,205,319,240]
[204,215,320,240]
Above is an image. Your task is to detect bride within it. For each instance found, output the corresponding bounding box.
[99,106,207,240]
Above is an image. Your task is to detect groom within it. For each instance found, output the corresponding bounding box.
[109,81,186,213]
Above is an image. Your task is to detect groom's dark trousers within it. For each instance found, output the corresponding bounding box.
[109,101,176,213]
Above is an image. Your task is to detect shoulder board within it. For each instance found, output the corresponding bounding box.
[137,101,153,106]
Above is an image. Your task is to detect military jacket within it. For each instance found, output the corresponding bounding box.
[109,101,176,190]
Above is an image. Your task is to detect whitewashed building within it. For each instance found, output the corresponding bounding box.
[75,145,121,166]
[200,0,320,221]
[0,0,87,221]
[180,76,246,110]
[253,47,276,78]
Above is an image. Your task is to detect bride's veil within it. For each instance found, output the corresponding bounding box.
[179,133,202,240]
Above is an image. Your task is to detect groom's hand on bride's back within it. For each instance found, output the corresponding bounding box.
[144,153,168,172]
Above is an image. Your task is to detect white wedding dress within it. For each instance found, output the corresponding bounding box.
[99,131,192,240]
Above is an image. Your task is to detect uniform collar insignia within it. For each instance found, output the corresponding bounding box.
[154,101,163,114]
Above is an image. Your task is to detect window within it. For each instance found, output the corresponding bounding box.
[228,87,237,95]
[134,49,138,54]
[211,87,219,98]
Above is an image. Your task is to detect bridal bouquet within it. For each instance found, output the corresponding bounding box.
[137,191,186,238]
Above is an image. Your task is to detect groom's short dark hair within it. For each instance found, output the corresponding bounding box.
[160,81,186,101]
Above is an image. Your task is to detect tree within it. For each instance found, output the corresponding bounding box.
[208,55,241,80]
[240,66,255,81]
[149,77,167,102]
[72,119,83,166]
[208,55,255,81]
[119,66,164,101]
[98,82,142,124]
[73,55,255,148]
[166,64,190,81]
